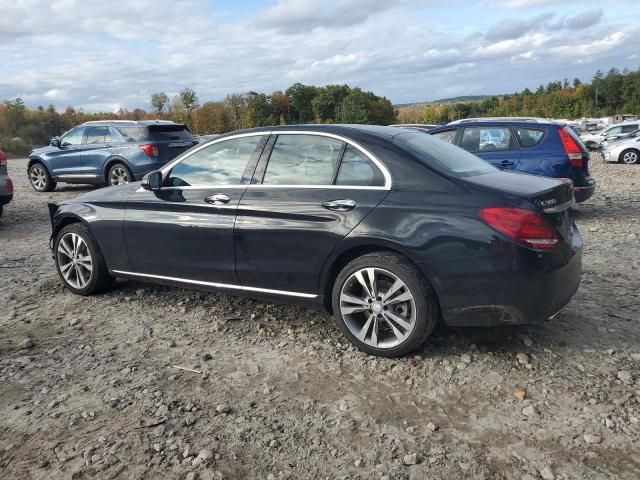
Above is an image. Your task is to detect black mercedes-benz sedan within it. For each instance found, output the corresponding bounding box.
[48,125,582,357]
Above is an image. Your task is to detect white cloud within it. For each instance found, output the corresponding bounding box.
[0,0,638,109]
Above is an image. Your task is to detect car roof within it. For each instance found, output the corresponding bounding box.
[213,124,416,141]
[81,120,181,126]
[430,120,560,131]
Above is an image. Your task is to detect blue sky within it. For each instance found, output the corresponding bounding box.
[1,0,639,112]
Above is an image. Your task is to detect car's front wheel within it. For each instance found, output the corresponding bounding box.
[332,252,439,357]
[107,163,133,186]
[54,223,114,295]
[620,149,640,165]
[28,162,56,192]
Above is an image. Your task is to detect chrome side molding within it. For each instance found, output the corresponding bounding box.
[111,270,318,299]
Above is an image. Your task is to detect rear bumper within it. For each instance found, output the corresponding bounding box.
[573,182,596,203]
[422,223,583,327]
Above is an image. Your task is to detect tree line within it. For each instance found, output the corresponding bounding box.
[1,66,639,155]
[0,84,396,154]
[397,67,640,125]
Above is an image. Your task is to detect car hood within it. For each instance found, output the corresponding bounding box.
[30,145,59,157]
[61,182,140,205]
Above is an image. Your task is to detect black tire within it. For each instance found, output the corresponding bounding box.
[0,205,3,217]
[331,252,439,357]
[619,149,640,165]
[28,162,56,192]
[54,223,114,295]
[107,162,133,186]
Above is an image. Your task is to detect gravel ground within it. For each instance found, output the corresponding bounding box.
[1,155,639,480]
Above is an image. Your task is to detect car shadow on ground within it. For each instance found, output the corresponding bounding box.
[100,278,634,360]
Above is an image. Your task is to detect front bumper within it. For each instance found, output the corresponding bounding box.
[423,223,583,327]
[601,150,618,163]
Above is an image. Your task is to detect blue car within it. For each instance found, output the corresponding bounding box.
[28,120,196,192]
[428,119,596,202]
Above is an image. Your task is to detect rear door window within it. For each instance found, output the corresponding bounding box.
[262,135,343,186]
[85,126,109,144]
[335,146,385,187]
[515,127,545,148]
[621,124,638,133]
[166,136,263,187]
[461,127,513,152]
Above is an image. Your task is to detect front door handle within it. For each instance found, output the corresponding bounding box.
[500,160,515,166]
[205,193,230,205]
[322,199,356,211]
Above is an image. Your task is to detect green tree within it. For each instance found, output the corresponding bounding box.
[151,92,169,115]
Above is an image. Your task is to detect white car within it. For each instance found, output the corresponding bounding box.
[601,135,640,164]
[582,122,639,150]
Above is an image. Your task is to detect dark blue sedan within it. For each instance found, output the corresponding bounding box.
[428,119,596,202]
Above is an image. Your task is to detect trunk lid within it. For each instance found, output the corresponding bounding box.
[465,170,575,243]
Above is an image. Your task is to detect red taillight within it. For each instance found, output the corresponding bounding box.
[0,151,6,166]
[139,144,158,157]
[558,128,583,168]
[478,207,558,250]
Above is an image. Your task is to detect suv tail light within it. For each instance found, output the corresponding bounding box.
[0,151,6,166]
[558,128,583,168]
[139,144,158,157]
[478,207,558,250]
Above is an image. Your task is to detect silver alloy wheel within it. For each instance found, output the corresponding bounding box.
[56,232,93,289]
[30,165,47,190]
[622,151,639,164]
[339,267,416,349]
[110,166,130,185]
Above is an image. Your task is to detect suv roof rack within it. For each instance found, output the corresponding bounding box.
[448,117,555,125]
[82,119,177,125]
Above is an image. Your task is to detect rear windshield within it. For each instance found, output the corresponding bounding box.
[394,132,495,177]
[149,125,193,141]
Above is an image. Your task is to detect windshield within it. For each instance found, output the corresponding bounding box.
[395,132,496,177]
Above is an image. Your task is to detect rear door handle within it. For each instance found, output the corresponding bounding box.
[322,199,356,211]
[205,193,231,205]
[500,160,515,166]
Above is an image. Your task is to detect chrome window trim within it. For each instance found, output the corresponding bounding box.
[156,130,392,191]
[111,269,317,298]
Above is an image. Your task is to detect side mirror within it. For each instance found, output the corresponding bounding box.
[141,170,162,191]
[50,137,60,147]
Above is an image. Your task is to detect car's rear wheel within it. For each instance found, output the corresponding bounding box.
[107,163,133,186]
[29,162,56,192]
[54,223,114,295]
[332,252,438,357]
[620,149,639,165]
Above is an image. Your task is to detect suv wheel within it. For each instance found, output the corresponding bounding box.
[54,223,114,295]
[332,252,439,357]
[108,163,133,186]
[29,162,56,192]
[620,149,639,165]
